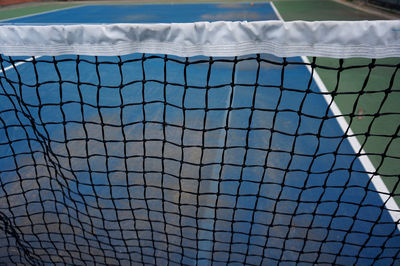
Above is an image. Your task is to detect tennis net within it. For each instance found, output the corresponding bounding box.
[0,21,399,265]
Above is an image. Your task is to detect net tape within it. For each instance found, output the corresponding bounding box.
[0,21,400,266]
[0,21,399,58]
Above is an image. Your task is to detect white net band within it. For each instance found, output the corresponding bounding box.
[0,20,399,58]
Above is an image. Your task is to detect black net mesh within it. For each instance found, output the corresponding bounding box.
[0,53,399,265]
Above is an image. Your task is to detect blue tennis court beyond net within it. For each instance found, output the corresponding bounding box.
[3,2,277,23]
[0,3,399,265]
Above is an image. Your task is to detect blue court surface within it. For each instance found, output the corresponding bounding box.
[3,2,277,23]
[0,3,399,265]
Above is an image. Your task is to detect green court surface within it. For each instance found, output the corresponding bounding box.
[313,57,400,204]
[273,0,386,21]
[0,2,80,20]
[0,0,398,202]
[273,0,400,204]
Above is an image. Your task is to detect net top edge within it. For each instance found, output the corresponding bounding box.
[0,20,399,58]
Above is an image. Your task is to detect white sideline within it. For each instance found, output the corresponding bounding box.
[302,55,400,231]
[0,60,30,73]
[0,57,41,76]
[271,1,400,231]
[270,1,283,21]
[0,5,85,23]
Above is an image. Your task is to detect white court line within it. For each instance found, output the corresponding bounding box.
[302,56,400,231]
[0,57,35,73]
[270,1,283,21]
[0,5,85,23]
[270,1,400,231]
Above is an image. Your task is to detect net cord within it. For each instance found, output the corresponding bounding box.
[0,20,399,58]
